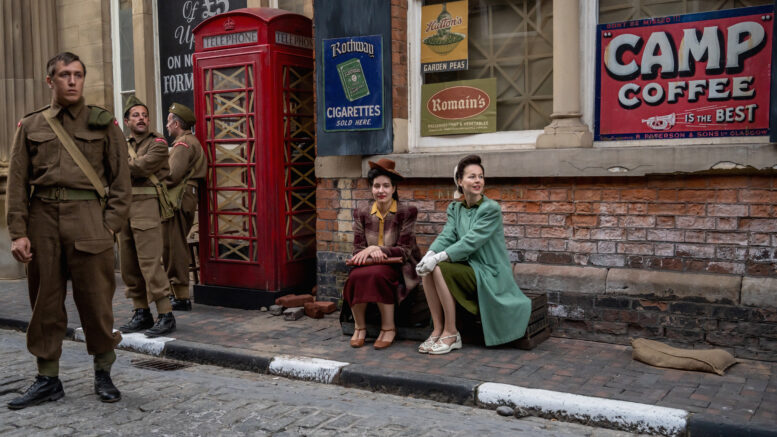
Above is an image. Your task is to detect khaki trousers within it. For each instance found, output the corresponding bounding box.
[26,198,121,361]
[163,186,196,299]
[119,197,171,307]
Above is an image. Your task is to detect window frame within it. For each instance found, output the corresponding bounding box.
[407,0,545,153]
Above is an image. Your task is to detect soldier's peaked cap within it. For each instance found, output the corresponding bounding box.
[169,102,196,125]
[123,95,147,118]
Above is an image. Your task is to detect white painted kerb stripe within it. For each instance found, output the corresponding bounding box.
[269,355,349,384]
[74,328,173,356]
[477,382,688,437]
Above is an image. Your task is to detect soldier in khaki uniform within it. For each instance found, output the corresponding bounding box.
[163,103,206,311]
[117,96,176,337]
[5,52,130,409]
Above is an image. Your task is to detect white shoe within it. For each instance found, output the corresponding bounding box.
[429,333,462,355]
[418,335,440,354]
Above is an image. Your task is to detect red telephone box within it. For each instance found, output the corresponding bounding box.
[192,8,316,309]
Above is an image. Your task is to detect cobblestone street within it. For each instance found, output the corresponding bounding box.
[0,329,648,436]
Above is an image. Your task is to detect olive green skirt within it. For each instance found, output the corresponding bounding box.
[438,261,478,315]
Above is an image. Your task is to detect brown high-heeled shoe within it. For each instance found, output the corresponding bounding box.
[374,328,396,350]
[350,328,366,348]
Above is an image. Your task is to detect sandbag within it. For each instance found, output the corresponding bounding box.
[631,338,738,375]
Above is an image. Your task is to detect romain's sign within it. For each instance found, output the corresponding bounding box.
[421,78,496,136]
[595,6,774,141]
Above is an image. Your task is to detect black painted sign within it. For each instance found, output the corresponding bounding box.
[314,0,393,156]
[157,0,246,135]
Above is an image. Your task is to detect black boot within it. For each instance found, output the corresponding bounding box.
[94,371,121,403]
[7,375,64,410]
[170,297,192,311]
[144,312,176,338]
[119,308,154,333]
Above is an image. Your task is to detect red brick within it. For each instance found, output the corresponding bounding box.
[707,204,748,217]
[317,189,339,200]
[599,216,618,227]
[549,189,569,201]
[647,203,691,215]
[647,229,684,242]
[548,239,567,251]
[601,189,620,201]
[676,244,715,258]
[591,229,626,240]
[620,215,655,228]
[676,216,716,229]
[592,203,628,214]
[317,209,338,220]
[517,239,547,250]
[568,241,597,253]
[716,218,738,230]
[657,190,678,201]
[618,243,653,255]
[353,190,373,200]
[598,241,616,253]
[656,216,675,228]
[739,190,777,204]
[655,243,675,256]
[304,302,324,319]
[684,231,706,243]
[627,229,646,240]
[739,218,777,232]
[706,262,745,275]
[541,227,572,238]
[714,190,738,203]
[706,175,748,188]
[621,189,657,201]
[504,225,524,237]
[318,179,335,189]
[541,202,575,213]
[276,294,315,308]
[574,189,601,201]
[522,190,550,201]
[750,205,777,217]
[707,232,748,245]
[525,226,541,238]
[570,215,597,227]
[575,202,593,213]
[677,190,712,202]
[749,233,771,246]
[515,213,549,225]
[628,203,648,214]
[573,228,591,240]
[313,301,336,314]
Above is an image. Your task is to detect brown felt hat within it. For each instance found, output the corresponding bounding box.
[368,158,404,180]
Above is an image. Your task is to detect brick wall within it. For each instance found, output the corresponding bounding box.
[390,0,408,119]
[319,174,777,276]
[316,174,777,359]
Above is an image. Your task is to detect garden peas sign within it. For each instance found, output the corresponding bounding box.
[595,6,774,141]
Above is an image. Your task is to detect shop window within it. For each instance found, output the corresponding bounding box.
[599,0,772,23]
[410,0,554,151]
[271,0,313,18]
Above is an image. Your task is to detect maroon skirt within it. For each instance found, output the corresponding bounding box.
[343,264,402,306]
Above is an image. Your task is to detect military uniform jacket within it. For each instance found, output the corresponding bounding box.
[128,130,170,201]
[167,131,206,189]
[6,98,131,240]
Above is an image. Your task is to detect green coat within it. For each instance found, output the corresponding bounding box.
[430,196,531,346]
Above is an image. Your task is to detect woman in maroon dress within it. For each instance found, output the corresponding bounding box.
[343,158,421,349]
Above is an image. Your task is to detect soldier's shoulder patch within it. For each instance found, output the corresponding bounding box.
[154,138,168,145]
[87,105,115,129]
[114,119,119,126]
[173,141,190,148]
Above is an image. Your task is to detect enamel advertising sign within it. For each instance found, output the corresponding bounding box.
[595,6,774,141]
[421,0,469,73]
[421,78,496,136]
[322,35,384,132]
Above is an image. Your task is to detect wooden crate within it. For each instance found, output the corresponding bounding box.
[512,293,550,350]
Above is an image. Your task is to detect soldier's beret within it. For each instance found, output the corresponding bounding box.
[168,102,196,125]
[123,95,147,118]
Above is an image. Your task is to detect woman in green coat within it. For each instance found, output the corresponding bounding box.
[415,155,531,354]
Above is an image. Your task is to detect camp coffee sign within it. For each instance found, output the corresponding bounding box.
[421,0,468,73]
[595,6,774,141]
[322,35,384,132]
[421,78,496,136]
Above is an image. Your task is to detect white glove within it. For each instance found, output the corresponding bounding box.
[415,250,436,276]
[416,251,448,276]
